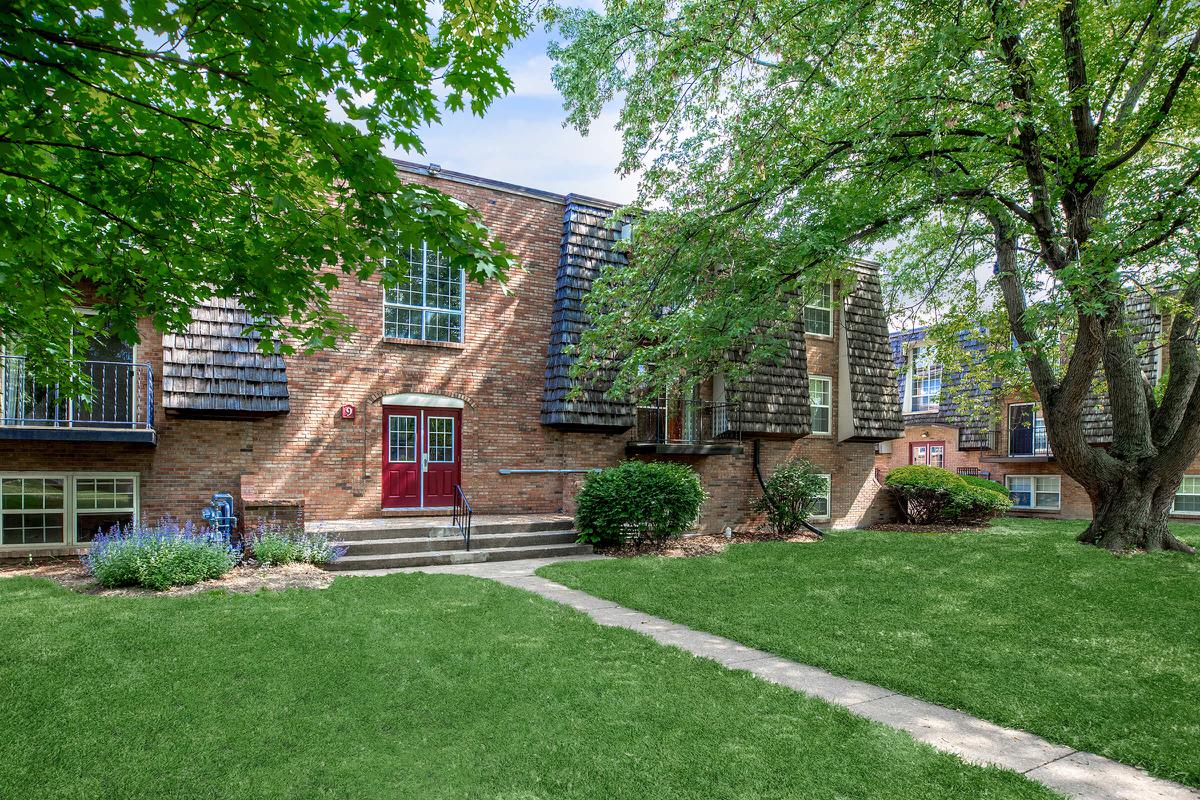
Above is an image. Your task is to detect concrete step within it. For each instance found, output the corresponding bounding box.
[313,518,573,542]
[325,542,594,571]
[341,530,579,556]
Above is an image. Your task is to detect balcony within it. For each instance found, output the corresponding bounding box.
[976,427,1053,462]
[0,356,156,445]
[626,400,743,455]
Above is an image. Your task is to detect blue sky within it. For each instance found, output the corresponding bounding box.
[391,22,636,204]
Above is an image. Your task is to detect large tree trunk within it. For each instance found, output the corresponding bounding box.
[1078,473,1197,553]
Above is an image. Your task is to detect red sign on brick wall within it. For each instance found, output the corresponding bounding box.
[340,404,355,420]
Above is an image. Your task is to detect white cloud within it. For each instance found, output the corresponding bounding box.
[507,55,560,99]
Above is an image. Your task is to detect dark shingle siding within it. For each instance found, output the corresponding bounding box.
[891,327,993,447]
[1081,295,1161,443]
[540,200,637,429]
[162,298,290,416]
[842,264,903,441]
[727,312,811,437]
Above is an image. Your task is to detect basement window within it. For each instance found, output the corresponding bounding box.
[804,283,833,337]
[0,473,138,547]
[384,243,465,343]
[1006,475,1060,511]
[1172,476,1200,515]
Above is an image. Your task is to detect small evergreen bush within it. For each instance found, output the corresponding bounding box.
[753,459,830,535]
[84,519,239,590]
[574,460,707,547]
[884,465,1010,525]
[243,521,345,566]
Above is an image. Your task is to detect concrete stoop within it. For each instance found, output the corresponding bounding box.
[314,515,591,570]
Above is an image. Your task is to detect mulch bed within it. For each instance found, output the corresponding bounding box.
[0,558,334,597]
[868,522,983,534]
[598,528,822,558]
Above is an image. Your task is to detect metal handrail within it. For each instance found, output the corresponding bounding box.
[632,400,741,445]
[452,484,473,551]
[0,355,154,430]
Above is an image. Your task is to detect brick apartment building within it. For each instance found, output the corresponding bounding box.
[0,161,903,556]
[877,307,1200,520]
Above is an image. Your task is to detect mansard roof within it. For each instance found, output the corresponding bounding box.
[162,297,290,417]
[540,198,637,429]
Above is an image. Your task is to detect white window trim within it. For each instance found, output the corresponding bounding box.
[1007,402,1050,456]
[1171,475,1200,516]
[381,242,467,344]
[810,375,832,436]
[810,474,832,522]
[804,283,834,339]
[903,344,941,415]
[0,471,140,548]
[1005,474,1061,511]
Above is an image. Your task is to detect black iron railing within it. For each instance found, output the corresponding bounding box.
[0,356,154,430]
[632,400,740,445]
[956,467,992,479]
[452,484,473,551]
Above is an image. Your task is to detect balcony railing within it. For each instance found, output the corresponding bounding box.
[973,427,1052,459]
[0,356,155,441]
[629,400,742,454]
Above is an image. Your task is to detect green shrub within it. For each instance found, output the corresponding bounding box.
[752,459,829,535]
[84,520,239,590]
[574,461,707,547]
[884,465,1010,525]
[961,474,1009,497]
[244,522,345,566]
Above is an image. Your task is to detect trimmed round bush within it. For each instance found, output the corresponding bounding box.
[574,460,707,547]
[961,474,1009,497]
[752,459,830,535]
[884,465,1010,525]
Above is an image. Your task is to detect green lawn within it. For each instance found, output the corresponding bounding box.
[538,518,1200,789]
[0,573,1058,800]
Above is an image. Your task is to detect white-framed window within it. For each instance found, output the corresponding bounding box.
[810,375,832,435]
[1008,403,1050,456]
[1006,475,1060,511]
[427,416,455,462]
[905,344,942,413]
[1172,476,1200,515]
[804,283,833,337]
[383,242,465,343]
[388,415,417,463]
[810,474,832,521]
[0,472,139,547]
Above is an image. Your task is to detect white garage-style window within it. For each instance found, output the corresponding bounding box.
[810,474,832,521]
[384,242,466,343]
[0,473,138,547]
[804,283,833,337]
[810,376,832,435]
[905,345,942,413]
[1006,475,1060,511]
[1172,476,1200,515]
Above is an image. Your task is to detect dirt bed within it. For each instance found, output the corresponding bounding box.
[598,528,821,558]
[0,559,334,596]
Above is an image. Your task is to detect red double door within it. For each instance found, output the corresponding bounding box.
[381,406,462,509]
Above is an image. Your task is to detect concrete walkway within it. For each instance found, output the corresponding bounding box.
[355,557,1199,800]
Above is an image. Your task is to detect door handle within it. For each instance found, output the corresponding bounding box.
[422,452,429,473]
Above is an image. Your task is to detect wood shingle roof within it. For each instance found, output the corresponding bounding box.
[162,298,290,416]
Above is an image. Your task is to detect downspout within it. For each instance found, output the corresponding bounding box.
[753,439,824,539]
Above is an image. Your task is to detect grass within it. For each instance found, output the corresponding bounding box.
[538,518,1200,789]
[0,573,1059,800]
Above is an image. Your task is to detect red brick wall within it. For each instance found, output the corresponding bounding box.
[1,171,891,543]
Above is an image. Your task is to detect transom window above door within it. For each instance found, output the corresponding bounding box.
[384,242,465,343]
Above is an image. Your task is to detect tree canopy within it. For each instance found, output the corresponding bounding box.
[1,0,525,385]
[548,0,1200,550]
